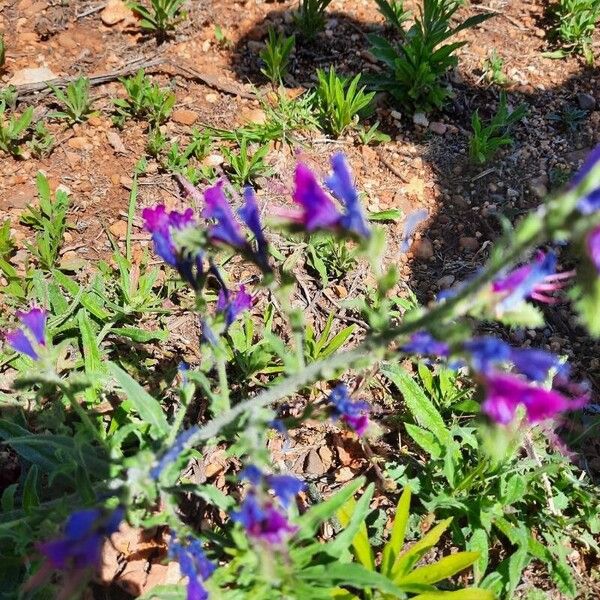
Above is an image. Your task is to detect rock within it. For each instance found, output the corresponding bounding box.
[106,131,127,154]
[67,136,89,150]
[101,0,135,26]
[412,112,429,127]
[109,220,128,238]
[88,116,103,127]
[390,110,402,121]
[436,274,455,288]
[239,108,267,126]
[171,109,199,126]
[205,93,218,104]
[577,92,596,111]
[203,153,224,167]
[413,238,434,260]
[451,194,469,209]
[60,251,86,271]
[304,449,327,476]
[528,175,548,199]
[429,121,447,135]
[459,236,479,252]
[9,66,58,86]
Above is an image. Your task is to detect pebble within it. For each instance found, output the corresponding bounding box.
[203,153,224,167]
[413,238,434,260]
[239,108,267,126]
[577,92,596,111]
[205,93,219,104]
[9,66,58,86]
[172,109,199,126]
[67,136,89,150]
[412,112,429,127]
[429,121,447,135]
[528,175,548,200]
[436,274,455,288]
[459,237,479,252]
[390,110,402,121]
[109,220,128,238]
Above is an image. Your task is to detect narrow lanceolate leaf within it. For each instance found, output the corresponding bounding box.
[107,362,169,439]
[396,551,480,586]
[411,590,496,600]
[381,487,411,577]
[336,485,375,570]
[382,364,450,444]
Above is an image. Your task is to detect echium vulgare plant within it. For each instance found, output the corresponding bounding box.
[2,145,600,599]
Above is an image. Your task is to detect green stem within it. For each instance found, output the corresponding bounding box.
[61,384,104,444]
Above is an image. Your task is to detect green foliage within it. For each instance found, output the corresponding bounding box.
[548,104,588,132]
[20,172,70,270]
[113,69,176,128]
[260,27,295,85]
[128,0,187,39]
[49,77,95,125]
[469,92,527,165]
[27,121,55,158]
[0,104,33,156]
[357,121,391,145]
[0,34,5,70]
[222,138,272,185]
[294,0,333,38]
[0,85,17,109]
[482,50,507,85]
[368,0,494,112]
[375,0,411,33]
[315,67,375,137]
[306,232,357,286]
[547,0,600,64]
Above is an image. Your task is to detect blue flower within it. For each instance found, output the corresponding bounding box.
[150,425,200,480]
[325,153,370,238]
[463,337,512,373]
[169,535,215,600]
[509,348,563,382]
[203,181,247,248]
[5,307,47,360]
[402,331,449,357]
[266,475,305,509]
[570,144,600,214]
[328,384,370,436]
[38,507,123,571]
[216,285,253,327]
[239,187,269,269]
[239,465,263,485]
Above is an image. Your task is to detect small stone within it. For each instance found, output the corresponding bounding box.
[459,236,479,252]
[109,220,128,238]
[101,0,135,26]
[577,92,596,111]
[60,251,85,271]
[119,175,133,189]
[106,131,127,154]
[304,449,327,476]
[390,110,403,121]
[412,238,434,260]
[429,121,447,135]
[9,66,58,86]
[239,108,267,126]
[436,274,455,288]
[451,194,469,209]
[88,116,103,127]
[203,153,224,167]
[528,175,548,200]
[67,136,88,150]
[205,93,218,104]
[172,109,199,126]
[412,112,429,127]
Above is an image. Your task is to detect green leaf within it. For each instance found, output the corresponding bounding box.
[404,423,442,458]
[468,528,489,583]
[107,362,169,439]
[381,486,411,577]
[382,364,450,444]
[397,551,480,585]
[411,590,496,600]
[111,327,169,343]
[22,465,40,512]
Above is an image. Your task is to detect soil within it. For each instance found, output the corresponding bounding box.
[1,0,600,598]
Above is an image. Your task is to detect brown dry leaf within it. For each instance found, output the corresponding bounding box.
[304,449,327,476]
[106,131,128,154]
[101,0,136,26]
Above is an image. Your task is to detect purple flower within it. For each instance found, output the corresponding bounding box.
[150,425,200,480]
[509,348,562,382]
[203,181,247,248]
[38,507,123,571]
[463,337,511,373]
[482,372,587,425]
[293,162,342,231]
[571,144,600,214]
[142,205,203,289]
[231,494,297,544]
[5,307,47,359]
[328,384,370,436]
[239,465,263,485]
[402,331,449,357]
[216,285,253,327]
[239,187,269,269]
[492,251,572,311]
[325,153,370,238]
[265,475,305,509]
[586,226,600,272]
[169,536,215,600]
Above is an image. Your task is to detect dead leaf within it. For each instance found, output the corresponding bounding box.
[101,0,135,26]
[106,131,128,154]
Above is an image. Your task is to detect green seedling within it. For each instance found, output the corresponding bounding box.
[260,27,295,85]
[315,67,375,137]
[548,104,588,132]
[128,0,187,41]
[374,0,411,34]
[27,121,55,158]
[306,232,357,286]
[0,104,33,157]
[469,92,527,165]
[146,127,167,157]
[222,138,272,185]
[483,50,508,85]
[49,77,95,125]
[357,121,391,145]
[294,0,333,38]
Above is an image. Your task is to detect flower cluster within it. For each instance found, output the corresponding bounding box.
[38,507,123,572]
[231,466,303,545]
[403,332,587,425]
[292,153,371,238]
[169,535,215,600]
[328,384,370,436]
[5,307,47,360]
[216,284,253,327]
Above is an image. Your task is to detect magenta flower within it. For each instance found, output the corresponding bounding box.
[571,144,600,214]
[203,181,247,248]
[482,372,587,425]
[293,162,342,231]
[325,153,370,238]
[216,285,253,327]
[328,384,370,436]
[231,494,297,544]
[142,204,203,289]
[38,508,123,571]
[5,307,47,359]
[492,251,573,311]
[239,187,269,269]
[586,226,600,272]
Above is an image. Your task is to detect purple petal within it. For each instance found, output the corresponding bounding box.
[463,337,511,373]
[142,205,170,234]
[240,465,262,485]
[325,153,370,238]
[510,348,561,382]
[64,509,102,540]
[402,331,449,357]
[293,163,341,231]
[266,474,304,508]
[587,226,600,272]
[5,329,38,359]
[17,307,46,345]
[239,187,269,264]
[571,144,600,214]
[203,181,247,247]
